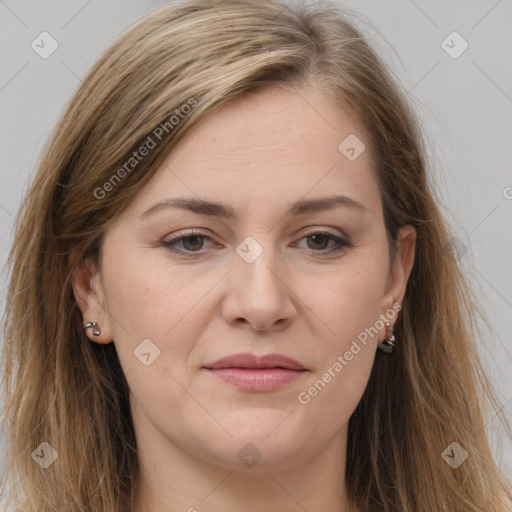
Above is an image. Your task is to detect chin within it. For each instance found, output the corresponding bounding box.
[189,419,315,472]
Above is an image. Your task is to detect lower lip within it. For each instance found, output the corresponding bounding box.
[205,368,307,391]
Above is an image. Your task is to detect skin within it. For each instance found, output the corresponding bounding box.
[72,82,416,512]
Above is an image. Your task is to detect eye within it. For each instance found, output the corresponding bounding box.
[293,230,353,254]
[161,229,214,257]
[160,228,353,257]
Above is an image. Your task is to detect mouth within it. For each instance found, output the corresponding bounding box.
[202,353,308,392]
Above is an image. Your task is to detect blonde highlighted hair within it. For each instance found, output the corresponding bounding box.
[1,0,510,510]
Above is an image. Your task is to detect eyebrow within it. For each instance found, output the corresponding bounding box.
[141,194,369,219]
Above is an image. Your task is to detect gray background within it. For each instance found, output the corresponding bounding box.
[1,0,511,504]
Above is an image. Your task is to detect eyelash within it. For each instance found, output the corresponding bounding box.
[160,228,353,258]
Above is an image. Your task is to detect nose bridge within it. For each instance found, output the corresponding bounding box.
[217,218,298,331]
[224,232,295,330]
[235,233,280,294]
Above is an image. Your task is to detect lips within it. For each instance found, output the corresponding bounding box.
[203,352,306,371]
[203,353,307,392]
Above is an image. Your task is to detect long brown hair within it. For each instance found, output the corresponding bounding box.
[1,0,510,510]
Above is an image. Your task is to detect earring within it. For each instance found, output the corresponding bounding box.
[84,321,101,337]
[378,322,396,353]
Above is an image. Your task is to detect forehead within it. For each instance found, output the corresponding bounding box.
[125,83,381,221]
[181,83,359,160]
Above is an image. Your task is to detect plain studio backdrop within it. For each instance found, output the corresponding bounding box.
[0,0,511,504]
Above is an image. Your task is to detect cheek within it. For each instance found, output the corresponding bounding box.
[296,344,374,441]
[101,252,208,421]
[294,264,384,422]
[293,252,386,404]
[101,247,235,403]
[308,257,388,347]
[102,247,203,339]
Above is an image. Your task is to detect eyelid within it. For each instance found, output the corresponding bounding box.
[161,226,352,256]
[162,228,216,247]
[163,226,348,241]
[299,226,349,240]
[164,228,212,239]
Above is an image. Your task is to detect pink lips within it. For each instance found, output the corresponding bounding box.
[203,353,307,392]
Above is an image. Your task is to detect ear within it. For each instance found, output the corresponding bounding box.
[70,250,113,344]
[382,224,417,325]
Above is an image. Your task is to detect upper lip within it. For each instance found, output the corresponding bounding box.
[203,353,306,370]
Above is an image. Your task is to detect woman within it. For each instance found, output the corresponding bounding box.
[1,0,510,510]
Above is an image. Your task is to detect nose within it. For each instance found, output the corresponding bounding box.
[221,243,297,332]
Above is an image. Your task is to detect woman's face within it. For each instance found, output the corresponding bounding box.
[73,83,415,472]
